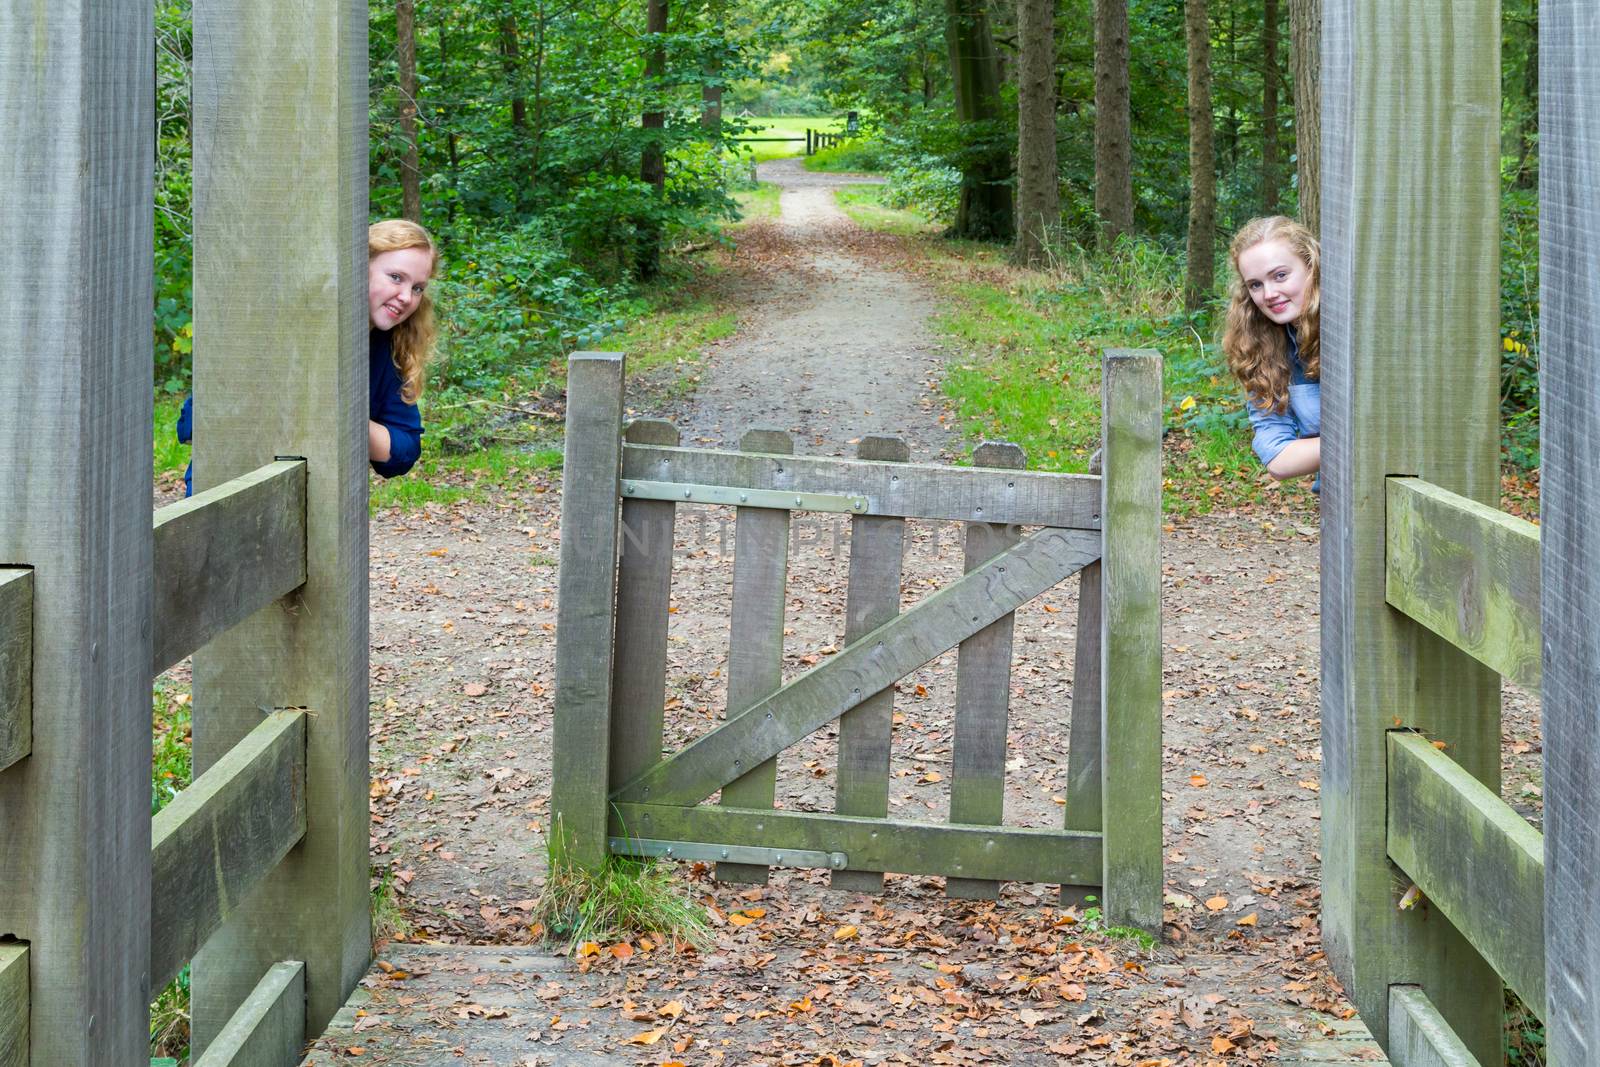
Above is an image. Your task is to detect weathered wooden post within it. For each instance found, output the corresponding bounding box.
[189,0,373,1049]
[1320,0,1504,1057]
[1541,1,1600,1058]
[1099,350,1162,930]
[552,353,627,868]
[0,2,155,1062]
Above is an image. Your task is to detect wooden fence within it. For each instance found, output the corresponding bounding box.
[551,350,1164,929]
[1321,0,1600,1062]
[0,1,370,1064]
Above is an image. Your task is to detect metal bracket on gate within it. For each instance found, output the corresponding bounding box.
[621,480,868,514]
[609,837,849,870]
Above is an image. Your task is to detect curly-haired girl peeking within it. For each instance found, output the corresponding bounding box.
[1221,216,1321,485]
[179,219,439,494]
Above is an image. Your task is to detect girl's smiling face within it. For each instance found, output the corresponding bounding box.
[1236,238,1310,325]
[368,247,434,329]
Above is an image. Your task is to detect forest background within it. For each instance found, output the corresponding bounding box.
[151,0,1545,487]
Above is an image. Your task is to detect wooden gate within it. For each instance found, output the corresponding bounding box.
[552,350,1163,928]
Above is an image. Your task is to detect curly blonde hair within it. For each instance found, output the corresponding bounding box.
[370,219,439,404]
[1221,216,1320,414]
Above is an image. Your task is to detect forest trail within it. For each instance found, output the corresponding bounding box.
[298,159,1459,1065]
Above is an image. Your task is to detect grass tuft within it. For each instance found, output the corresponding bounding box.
[534,824,711,951]
[371,864,415,946]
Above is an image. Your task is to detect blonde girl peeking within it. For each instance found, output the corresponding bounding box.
[179,219,440,493]
[1222,216,1321,485]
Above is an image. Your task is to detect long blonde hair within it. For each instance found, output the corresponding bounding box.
[370,219,439,404]
[1221,216,1320,414]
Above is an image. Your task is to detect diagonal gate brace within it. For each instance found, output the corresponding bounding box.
[612,526,1100,807]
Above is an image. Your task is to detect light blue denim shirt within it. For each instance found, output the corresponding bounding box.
[1245,327,1320,468]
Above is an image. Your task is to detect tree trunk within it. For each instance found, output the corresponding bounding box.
[1014,0,1059,264]
[397,0,421,222]
[637,0,669,279]
[439,21,460,222]
[500,16,526,132]
[1184,0,1215,311]
[944,0,1014,241]
[1093,0,1133,248]
[1290,0,1319,234]
[1262,0,1279,213]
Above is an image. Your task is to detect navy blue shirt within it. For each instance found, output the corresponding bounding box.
[179,328,423,494]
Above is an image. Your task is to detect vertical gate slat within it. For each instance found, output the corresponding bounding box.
[0,1,154,1060]
[610,420,681,795]
[947,442,1026,900]
[717,429,795,885]
[1099,351,1163,930]
[832,436,910,893]
[1062,448,1104,906]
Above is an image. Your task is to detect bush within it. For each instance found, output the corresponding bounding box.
[804,137,891,174]
[883,156,962,224]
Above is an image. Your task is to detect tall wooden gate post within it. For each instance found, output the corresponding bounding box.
[0,1,155,1062]
[1541,2,1600,1058]
[189,0,372,1049]
[552,353,627,868]
[1321,0,1504,1056]
[1099,350,1163,931]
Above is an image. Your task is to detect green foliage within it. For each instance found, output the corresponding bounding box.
[535,824,711,948]
[1499,176,1539,470]
[150,683,193,1062]
[803,136,890,172]
[1505,987,1546,1067]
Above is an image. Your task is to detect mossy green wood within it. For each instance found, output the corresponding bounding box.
[613,527,1100,807]
[1540,4,1600,1060]
[832,436,910,893]
[0,945,24,1067]
[190,961,306,1067]
[610,420,681,790]
[551,353,627,868]
[1099,351,1162,931]
[0,1,155,1059]
[0,570,32,772]
[1320,0,1505,1055]
[621,444,1102,528]
[152,461,309,675]
[948,442,1026,901]
[1387,987,1484,1067]
[613,804,1102,884]
[151,711,308,991]
[718,429,795,885]
[1384,478,1541,690]
[1386,733,1545,1019]
[1061,556,1103,908]
[189,0,372,1046]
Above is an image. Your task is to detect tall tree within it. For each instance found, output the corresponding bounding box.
[1183,0,1215,310]
[944,0,1014,240]
[1093,0,1133,248]
[1290,0,1319,234]
[1262,0,1279,213]
[1015,0,1059,264]
[397,0,422,222]
[499,15,527,133]
[638,0,669,279]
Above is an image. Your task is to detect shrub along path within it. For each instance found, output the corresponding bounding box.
[294,160,1547,1065]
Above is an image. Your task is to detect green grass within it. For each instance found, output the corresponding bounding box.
[535,824,711,949]
[155,395,189,477]
[150,683,193,1062]
[370,444,563,513]
[803,138,888,174]
[733,181,782,222]
[834,185,940,237]
[734,114,841,162]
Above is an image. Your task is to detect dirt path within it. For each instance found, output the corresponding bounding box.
[299,161,1449,1065]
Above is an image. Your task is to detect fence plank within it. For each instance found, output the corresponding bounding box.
[1387,732,1544,1018]
[551,353,627,867]
[1320,0,1505,1053]
[1387,987,1483,1067]
[1061,558,1103,907]
[152,461,308,676]
[0,945,24,1067]
[189,0,371,1044]
[948,442,1026,900]
[622,445,1101,528]
[832,436,909,893]
[0,570,32,772]
[151,710,308,992]
[1099,351,1163,931]
[610,420,681,790]
[615,527,1099,806]
[0,0,154,1058]
[1385,477,1540,690]
[1540,1,1600,1059]
[614,803,1102,886]
[191,961,306,1067]
[719,429,794,885]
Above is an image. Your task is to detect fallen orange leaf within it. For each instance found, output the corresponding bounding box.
[1204,896,1228,912]
[834,924,859,941]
